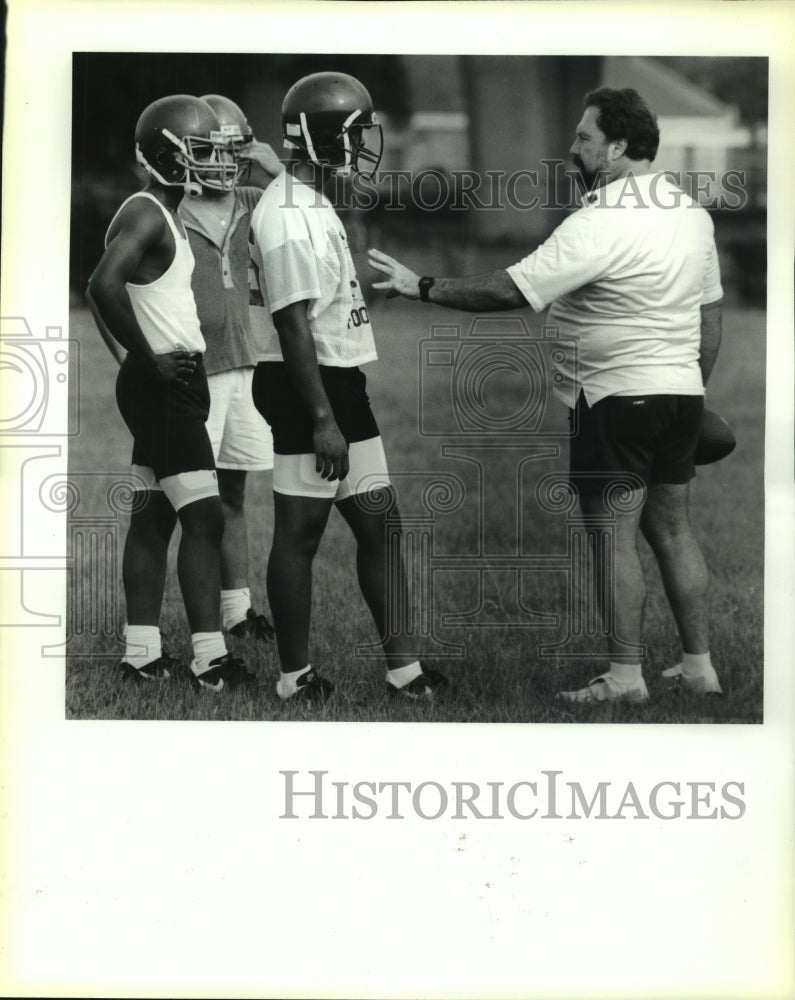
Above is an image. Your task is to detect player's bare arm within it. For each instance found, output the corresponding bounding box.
[368,248,528,312]
[88,198,197,385]
[698,299,723,386]
[272,300,349,482]
[85,283,126,366]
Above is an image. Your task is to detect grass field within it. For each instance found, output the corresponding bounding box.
[64,291,765,724]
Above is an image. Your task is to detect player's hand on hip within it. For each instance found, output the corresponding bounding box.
[238,140,284,179]
[151,350,197,386]
[368,249,421,300]
[313,416,349,482]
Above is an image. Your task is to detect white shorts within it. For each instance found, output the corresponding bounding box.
[273,436,391,501]
[206,368,274,471]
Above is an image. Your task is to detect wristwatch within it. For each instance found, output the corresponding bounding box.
[418,276,436,302]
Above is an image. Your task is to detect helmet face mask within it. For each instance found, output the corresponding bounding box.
[282,72,383,180]
[134,95,238,196]
[201,95,254,184]
[173,131,239,193]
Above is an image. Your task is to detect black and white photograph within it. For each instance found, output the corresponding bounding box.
[1,2,793,998]
[65,50,765,723]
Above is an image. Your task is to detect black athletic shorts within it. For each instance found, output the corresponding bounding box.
[569,392,704,496]
[115,353,215,480]
[252,361,381,455]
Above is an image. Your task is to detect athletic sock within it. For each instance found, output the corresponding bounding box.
[191,632,228,675]
[124,624,162,669]
[681,651,713,679]
[221,587,251,631]
[277,664,312,699]
[386,660,423,689]
[608,661,643,686]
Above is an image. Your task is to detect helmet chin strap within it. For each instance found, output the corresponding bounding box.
[297,109,363,174]
[135,137,201,195]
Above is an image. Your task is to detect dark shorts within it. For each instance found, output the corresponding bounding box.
[252,361,381,455]
[569,392,704,496]
[115,354,216,480]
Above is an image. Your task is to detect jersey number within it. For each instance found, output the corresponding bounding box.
[349,306,369,328]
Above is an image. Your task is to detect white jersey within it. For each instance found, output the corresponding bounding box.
[105,191,205,355]
[249,172,377,367]
[506,173,723,407]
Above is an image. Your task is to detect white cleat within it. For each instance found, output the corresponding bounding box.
[662,663,723,694]
[559,672,649,704]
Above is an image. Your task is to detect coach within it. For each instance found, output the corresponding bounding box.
[369,87,724,703]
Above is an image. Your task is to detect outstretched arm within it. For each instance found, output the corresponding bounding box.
[699,299,723,386]
[272,300,349,482]
[368,248,528,312]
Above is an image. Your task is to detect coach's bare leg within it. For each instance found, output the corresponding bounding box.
[267,492,333,672]
[217,468,249,590]
[579,491,646,662]
[123,490,177,624]
[336,489,417,669]
[641,482,709,654]
[176,495,225,633]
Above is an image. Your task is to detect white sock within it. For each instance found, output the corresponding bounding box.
[221,587,250,630]
[608,662,643,685]
[386,660,423,689]
[681,651,713,678]
[124,624,161,669]
[191,632,228,675]
[277,664,312,699]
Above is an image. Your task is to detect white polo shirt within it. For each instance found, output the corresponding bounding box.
[250,171,377,367]
[506,172,723,407]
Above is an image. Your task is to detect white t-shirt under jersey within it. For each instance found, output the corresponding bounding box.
[249,172,377,367]
[506,172,723,407]
[105,191,205,355]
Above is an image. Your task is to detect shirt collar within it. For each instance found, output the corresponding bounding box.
[180,193,246,247]
[579,172,658,209]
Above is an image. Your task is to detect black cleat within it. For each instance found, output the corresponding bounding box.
[119,653,174,683]
[189,653,254,693]
[228,608,276,642]
[277,668,334,704]
[386,665,450,700]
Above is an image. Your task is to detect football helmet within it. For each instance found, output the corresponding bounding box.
[281,72,383,179]
[134,94,237,196]
[201,94,253,183]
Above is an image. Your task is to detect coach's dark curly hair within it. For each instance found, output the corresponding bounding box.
[584,87,660,162]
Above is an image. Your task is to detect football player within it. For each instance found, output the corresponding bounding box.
[179,95,282,646]
[242,72,449,703]
[88,95,250,692]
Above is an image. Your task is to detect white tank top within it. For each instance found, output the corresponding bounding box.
[105,192,206,355]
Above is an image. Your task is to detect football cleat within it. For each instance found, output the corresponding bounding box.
[228,607,276,642]
[189,653,253,693]
[386,665,450,700]
[119,653,174,683]
[662,663,723,694]
[558,672,649,704]
[276,668,335,703]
